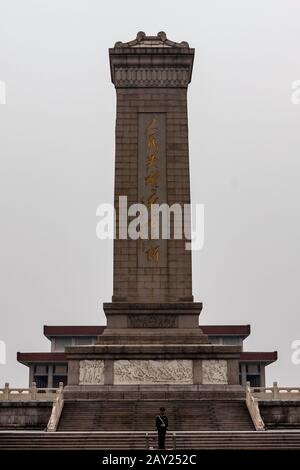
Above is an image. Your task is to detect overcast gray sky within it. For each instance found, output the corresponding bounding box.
[0,0,300,387]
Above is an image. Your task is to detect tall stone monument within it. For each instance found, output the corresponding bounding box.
[66,32,241,391]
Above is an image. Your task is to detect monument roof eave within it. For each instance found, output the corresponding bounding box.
[240,351,278,364]
[16,350,278,366]
[43,325,105,339]
[42,324,250,339]
[17,352,67,365]
[201,324,251,338]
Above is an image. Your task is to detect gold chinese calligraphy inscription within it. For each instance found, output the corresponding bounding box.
[138,113,167,267]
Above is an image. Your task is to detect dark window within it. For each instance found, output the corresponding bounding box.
[53,375,68,388]
[34,376,48,388]
[246,374,261,387]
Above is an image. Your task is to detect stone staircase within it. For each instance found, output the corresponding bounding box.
[57,400,255,432]
[1,431,300,449]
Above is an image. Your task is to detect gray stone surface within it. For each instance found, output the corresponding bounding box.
[67,360,79,386]
[0,402,52,430]
[259,401,300,429]
[63,384,246,401]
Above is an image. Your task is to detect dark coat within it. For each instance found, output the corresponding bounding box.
[156,415,168,432]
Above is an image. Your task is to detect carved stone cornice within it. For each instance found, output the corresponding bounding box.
[109,31,194,88]
[114,66,190,88]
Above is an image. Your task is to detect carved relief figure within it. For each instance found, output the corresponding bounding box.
[79,360,105,385]
[128,314,177,328]
[114,360,193,385]
[202,360,228,384]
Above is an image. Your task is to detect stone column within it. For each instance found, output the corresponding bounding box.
[227,359,240,385]
[48,364,53,388]
[241,363,247,387]
[68,360,79,386]
[260,364,266,387]
[29,366,34,387]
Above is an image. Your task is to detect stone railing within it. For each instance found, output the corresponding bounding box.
[251,382,300,401]
[245,381,265,431]
[47,382,64,432]
[0,382,61,401]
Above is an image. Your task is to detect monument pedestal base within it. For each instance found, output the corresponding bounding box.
[66,351,240,387]
[66,304,242,388]
[102,302,206,329]
[60,297,252,432]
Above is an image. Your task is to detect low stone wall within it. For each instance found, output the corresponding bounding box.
[0,402,52,430]
[64,384,245,401]
[259,401,300,429]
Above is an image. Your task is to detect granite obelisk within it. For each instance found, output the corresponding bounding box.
[66,33,241,390]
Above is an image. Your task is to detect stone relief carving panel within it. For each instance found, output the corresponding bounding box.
[202,360,228,384]
[114,360,193,385]
[128,314,177,328]
[79,360,105,385]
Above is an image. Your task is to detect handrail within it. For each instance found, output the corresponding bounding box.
[246,381,265,431]
[47,383,64,432]
[251,382,300,400]
[145,431,176,449]
[0,383,61,401]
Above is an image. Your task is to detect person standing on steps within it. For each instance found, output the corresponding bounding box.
[156,407,168,449]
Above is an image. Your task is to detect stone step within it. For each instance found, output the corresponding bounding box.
[1,431,300,450]
[57,400,254,432]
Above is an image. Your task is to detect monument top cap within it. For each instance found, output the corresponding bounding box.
[114,31,190,49]
[109,32,194,87]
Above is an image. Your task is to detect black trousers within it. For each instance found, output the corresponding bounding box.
[158,431,167,449]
